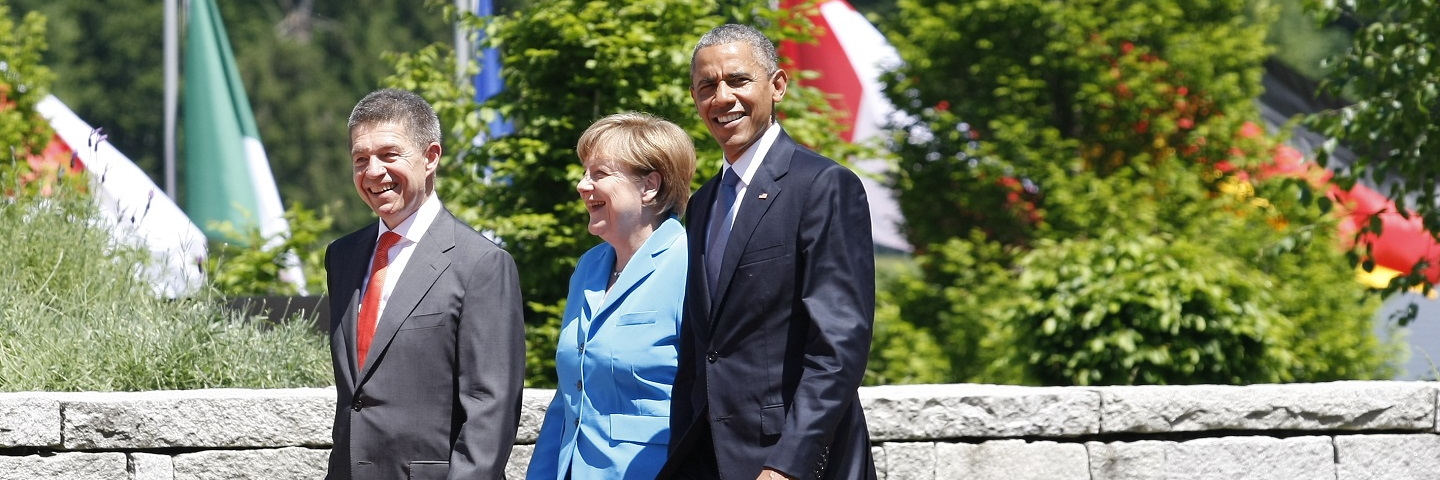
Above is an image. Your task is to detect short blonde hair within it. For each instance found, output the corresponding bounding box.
[576,112,697,217]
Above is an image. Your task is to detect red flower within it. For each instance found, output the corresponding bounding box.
[1238,121,1262,139]
[936,100,950,112]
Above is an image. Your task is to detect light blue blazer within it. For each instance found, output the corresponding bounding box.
[527,217,686,480]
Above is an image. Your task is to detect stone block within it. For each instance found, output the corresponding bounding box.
[1336,433,1440,480]
[130,452,175,480]
[0,393,62,448]
[0,452,127,480]
[173,447,328,480]
[881,442,936,480]
[518,388,553,443]
[63,388,332,449]
[1086,440,1168,480]
[873,445,887,480]
[1101,381,1435,433]
[508,443,535,479]
[1165,436,1334,480]
[936,440,1088,480]
[862,384,1100,441]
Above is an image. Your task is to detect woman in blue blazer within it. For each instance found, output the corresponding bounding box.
[527,112,696,480]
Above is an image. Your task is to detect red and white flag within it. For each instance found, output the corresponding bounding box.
[37,95,208,297]
[780,0,902,144]
[781,0,910,251]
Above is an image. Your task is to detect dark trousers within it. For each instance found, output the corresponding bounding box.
[666,420,722,480]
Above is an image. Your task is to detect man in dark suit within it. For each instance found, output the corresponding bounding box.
[325,88,525,480]
[663,24,878,480]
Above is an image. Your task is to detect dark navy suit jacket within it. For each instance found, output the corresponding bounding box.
[666,130,878,480]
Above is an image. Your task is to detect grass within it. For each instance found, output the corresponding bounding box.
[0,177,331,392]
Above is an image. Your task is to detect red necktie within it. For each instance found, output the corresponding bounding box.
[357,232,402,370]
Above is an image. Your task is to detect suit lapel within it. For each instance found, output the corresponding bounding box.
[597,219,681,320]
[711,133,793,317]
[580,246,612,335]
[340,224,381,383]
[358,210,457,380]
[690,178,719,324]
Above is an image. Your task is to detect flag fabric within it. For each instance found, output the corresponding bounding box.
[474,0,513,141]
[184,0,285,241]
[779,0,910,251]
[184,0,303,291]
[37,95,208,297]
[779,0,903,144]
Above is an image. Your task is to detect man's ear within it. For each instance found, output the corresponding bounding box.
[771,68,789,103]
[424,142,442,173]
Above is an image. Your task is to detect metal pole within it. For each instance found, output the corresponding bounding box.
[163,0,179,199]
[454,0,473,82]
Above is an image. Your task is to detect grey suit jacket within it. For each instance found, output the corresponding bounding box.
[325,207,525,480]
[666,130,878,480]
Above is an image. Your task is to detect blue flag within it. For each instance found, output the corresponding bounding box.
[474,0,512,141]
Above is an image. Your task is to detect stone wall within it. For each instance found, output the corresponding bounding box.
[2,381,1437,479]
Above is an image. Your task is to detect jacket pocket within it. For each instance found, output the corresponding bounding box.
[611,413,671,445]
[761,404,785,436]
[398,311,447,331]
[617,311,659,326]
[408,461,448,480]
[737,243,787,267]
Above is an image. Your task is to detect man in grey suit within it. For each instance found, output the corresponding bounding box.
[325,88,525,480]
[662,24,878,480]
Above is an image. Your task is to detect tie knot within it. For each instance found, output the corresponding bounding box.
[721,168,740,188]
[377,231,403,252]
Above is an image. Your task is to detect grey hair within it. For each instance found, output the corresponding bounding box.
[347,88,442,151]
[691,24,779,76]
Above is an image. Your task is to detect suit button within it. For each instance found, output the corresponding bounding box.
[352,399,364,411]
[574,419,579,427]
[575,380,583,390]
[578,343,585,354]
[707,352,718,363]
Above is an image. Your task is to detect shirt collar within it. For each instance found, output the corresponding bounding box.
[377,193,442,246]
[723,122,783,187]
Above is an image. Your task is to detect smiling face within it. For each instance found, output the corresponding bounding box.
[576,151,659,247]
[691,42,788,162]
[350,121,439,228]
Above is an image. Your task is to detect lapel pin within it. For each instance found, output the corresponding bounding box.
[758,193,769,200]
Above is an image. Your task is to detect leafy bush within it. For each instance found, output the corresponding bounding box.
[204,202,334,296]
[876,0,1398,385]
[1009,232,1290,385]
[867,254,951,385]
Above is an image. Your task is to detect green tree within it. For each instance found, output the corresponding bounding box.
[879,0,1395,385]
[0,1,51,163]
[8,0,163,180]
[1303,0,1440,306]
[381,0,858,386]
[1266,0,1351,80]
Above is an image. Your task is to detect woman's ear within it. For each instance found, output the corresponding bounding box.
[642,171,662,204]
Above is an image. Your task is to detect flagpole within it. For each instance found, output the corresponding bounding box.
[164,0,179,199]
[454,0,473,81]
